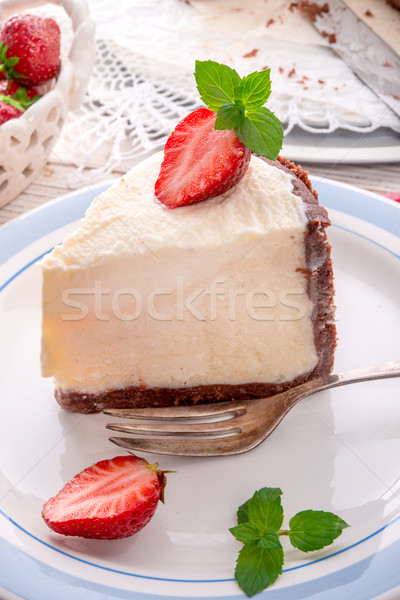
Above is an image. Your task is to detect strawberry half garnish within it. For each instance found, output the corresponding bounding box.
[155,107,251,208]
[42,455,170,540]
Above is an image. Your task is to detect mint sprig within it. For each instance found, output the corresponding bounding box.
[194,60,283,160]
[230,487,349,597]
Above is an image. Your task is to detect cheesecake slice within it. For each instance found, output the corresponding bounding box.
[40,152,336,413]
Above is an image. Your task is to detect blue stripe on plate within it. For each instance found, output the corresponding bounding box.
[311,177,400,238]
[0,510,399,600]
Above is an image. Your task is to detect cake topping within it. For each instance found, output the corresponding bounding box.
[155,60,284,208]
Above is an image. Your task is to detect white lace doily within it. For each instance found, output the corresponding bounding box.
[49,0,400,186]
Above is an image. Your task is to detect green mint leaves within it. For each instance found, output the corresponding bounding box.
[194,60,283,160]
[230,487,349,597]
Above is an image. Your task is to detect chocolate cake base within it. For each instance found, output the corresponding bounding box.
[56,370,320,414]
[56,157,336,414]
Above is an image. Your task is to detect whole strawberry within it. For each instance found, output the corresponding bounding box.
[0,98,22,124]
[0,14,60,86]
[42,455,169,540]
[155,107,251,209]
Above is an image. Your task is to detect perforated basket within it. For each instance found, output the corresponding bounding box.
[0,0,95,207]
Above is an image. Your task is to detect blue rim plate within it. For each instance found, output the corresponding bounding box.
[0,177,399,600]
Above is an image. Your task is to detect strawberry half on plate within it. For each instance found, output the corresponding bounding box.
[42,454,169,540]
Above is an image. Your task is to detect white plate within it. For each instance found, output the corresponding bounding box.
[0,177,399,600]
[282,127,400,164]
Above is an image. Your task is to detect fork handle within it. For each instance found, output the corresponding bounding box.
[296,360,400,400]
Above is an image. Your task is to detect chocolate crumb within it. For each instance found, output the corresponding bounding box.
[288,67,296,77]
[321,30,337,43]
[297,1,330,22]
[243,49,259,58]
[365,9,373,16]
[279,66,284,73]
[266,18,275,27]
[383,62,392,67]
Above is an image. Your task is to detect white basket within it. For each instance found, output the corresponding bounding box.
[0,0,95,208]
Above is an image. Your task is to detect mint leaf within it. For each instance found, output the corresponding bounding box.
[288,510,349,552]
[246,487,284,532]
[238,69,271,111]
[237,498,250,525]
[236,107,283,159]
[230,522,261,544]
[235,542,283,597]
[258,530,283,550]
[214,102,245,130]
[194,60,241,111]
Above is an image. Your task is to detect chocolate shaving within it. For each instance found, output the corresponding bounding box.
[321,30,337,43]
[243,49,259,58]
[297,1,330,21]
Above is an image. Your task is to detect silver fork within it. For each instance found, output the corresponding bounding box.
[104,361,400,457]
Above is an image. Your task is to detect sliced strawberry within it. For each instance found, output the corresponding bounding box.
[155,107,251,208]
[0,14,60,86]
[42,455,169,540]
[0,99,22,125]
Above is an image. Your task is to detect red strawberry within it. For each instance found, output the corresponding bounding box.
[0,99,22,124]
[0,79,38,98]
[42,455,169,540]
[0,14,60,86]
[155,107,251,208]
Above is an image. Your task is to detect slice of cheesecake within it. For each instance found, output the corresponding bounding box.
[40,152,336,413]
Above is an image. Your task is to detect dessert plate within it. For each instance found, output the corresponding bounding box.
[0,177,399,600]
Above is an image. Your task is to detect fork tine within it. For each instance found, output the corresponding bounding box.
[109,433,254,457]
[103,401,246,421]
[106,419,241,436]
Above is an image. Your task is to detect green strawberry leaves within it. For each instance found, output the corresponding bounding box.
[0,41,22,80]
[0,94,24,111]
[230,487,349,597]
[194,60,283,159]
[0,88,41,112]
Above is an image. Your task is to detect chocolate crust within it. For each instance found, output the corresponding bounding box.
[56,157,337,413]
[56,375,323,414]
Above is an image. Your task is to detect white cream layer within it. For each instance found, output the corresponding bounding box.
[40,153,318,394]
